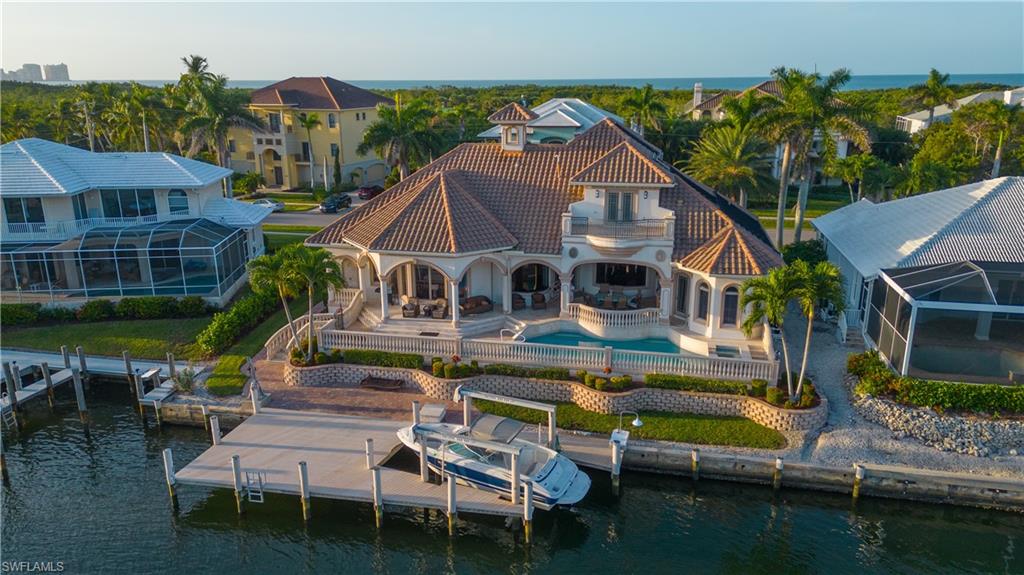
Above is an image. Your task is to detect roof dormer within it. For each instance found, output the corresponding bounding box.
[487,102,537,153]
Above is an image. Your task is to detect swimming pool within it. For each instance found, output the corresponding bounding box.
[527,331,682,353]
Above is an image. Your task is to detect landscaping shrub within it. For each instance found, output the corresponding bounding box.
[314,352,329,365]
[781,238,827,266]
[194,291,278,357]
[766,387,784,406]
[177,296,210,317]
[481,364,573,381]
[644,374,748,395]
[342,349,423,369]
[38,306,77,323]
[847,349,883,377]
[751,379,768,398]
[0,303,40,326]
[77,299,116,322]
[576,370,588,382]
[799,383,816,408]
[584,373,597,388]
[594,378,607,391]
[444,363,456,379]
[608,375,632,392]
[116,296,179,320]
[432,361,444,377]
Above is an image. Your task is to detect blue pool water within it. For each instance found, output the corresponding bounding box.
[528,331,681,353]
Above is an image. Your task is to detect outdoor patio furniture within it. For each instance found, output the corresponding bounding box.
[421,303,435,316]
[359,376,403,391]
[512,293,526,310]
[402,303,419,318]
[531,292,546,310]
[432,298,448,319]
[602,297,614,309]
[616,298,628,310]
[460,295,493,315]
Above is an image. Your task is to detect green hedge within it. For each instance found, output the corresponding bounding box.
[195,291,278,357]
[1,296,211,327]
[342,349,423,369]
[848,351,1024,414]
[644,374,748,396]
[481,364,574,381]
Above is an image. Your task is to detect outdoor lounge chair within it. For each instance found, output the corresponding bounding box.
[512,293,526,310]
[532,292,547,310]
[401,295,419,318]
[432,298,448,319]
[460,295,493,315]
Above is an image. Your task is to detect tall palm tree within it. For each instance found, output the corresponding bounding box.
[48,98,78,145]
[824,154,882,203]
[792,260,845,399]
[297,112,321,186]
[178,55,218,157]
[1,103,36,142]
[907,68,959,129]
[741,266,798,398]
[357,94,442,181]
[248,247,302,348]
[684,125,773,207]
[286,247,345,360]
[179,76,265,172]
[981,99,1021,178]
[619,84,667,135]
[721,90,771,133]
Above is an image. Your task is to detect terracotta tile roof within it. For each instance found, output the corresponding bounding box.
[570,141,673,186]
[743,79,783,99]
[487,102,538,124]
[686,91,726,112]
[308,115,781,275]
[251,77,393,110]
[677,225,781,276]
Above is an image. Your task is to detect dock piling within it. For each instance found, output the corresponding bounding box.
[463,396,472,426]
[523,481,534,544]
[201,404,210,431]
[249,386,260,414]
[511,452,521,505]
[60,345,71,369]
[298,461,311,521]
[41,362,55,408]
[365,438,374,469]
[71,368,88,424]
[446,473,457,536]
[773,457,784,490]
[2,362,15,397]
[853,464,865,500]
[371,466,384,528]
[210,415,222,445]
[231,454,244,514]
[691,449,701,482]
[134,370,145,416]
[122,351,134,394]
[610,440,623,492]
[162,448,177,500]
[76,345,87,375]
[412,400,421,426]
[153,400,162,427]
[418,433,430,483]
[10,362,22,392]
[167,352,176,380]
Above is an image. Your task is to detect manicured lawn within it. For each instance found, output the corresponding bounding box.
[262,224,324,234]
[749,197,850,220]
[757,217,814,231]
[476,399,787,449]
[282,203,316,212]
[204,296,310,396]
[2,317,211,361]
[265,232,310,252]
[259,192,316,202]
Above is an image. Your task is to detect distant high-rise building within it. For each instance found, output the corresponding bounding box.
[43,63,70,81]
[20,64,43,81]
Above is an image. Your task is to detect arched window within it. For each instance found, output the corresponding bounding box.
[167,189,189,214]
[696,283,710,321]
[721,286,740,326]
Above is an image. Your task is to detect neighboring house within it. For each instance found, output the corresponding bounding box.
[0,138,271,305]
[227,77,394,189]
[682,80,850,185]
[896,87,1024,134]
[477,98,623,144]
[812,177,1024,382]
[306,102,784,380]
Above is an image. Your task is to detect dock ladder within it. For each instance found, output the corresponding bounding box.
[245,471,267,503]
[1,394,16,430]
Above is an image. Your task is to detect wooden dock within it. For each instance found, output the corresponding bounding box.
[0,368,74,413]
[173,408,526,518]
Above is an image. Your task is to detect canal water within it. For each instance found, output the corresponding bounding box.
[2,384,1021,574]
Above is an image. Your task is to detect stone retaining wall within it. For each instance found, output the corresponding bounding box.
[848,375,1024,457]
[284,362,828,432]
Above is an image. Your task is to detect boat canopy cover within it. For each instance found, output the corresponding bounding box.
[470,415,526,444]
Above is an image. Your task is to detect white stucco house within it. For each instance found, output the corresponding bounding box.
[307,102,784,380]
[477,98,622,144]
[0,138,271,305]
[895,87,1024,134]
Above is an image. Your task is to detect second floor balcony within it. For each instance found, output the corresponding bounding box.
[563,215,674,242]
[3,213,196,242]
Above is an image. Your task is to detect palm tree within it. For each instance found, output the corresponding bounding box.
[684,125,773,207]
[178,55,218,157]
[981,99,1021,178]
[357,94,442,181]
[907,68,959,129]
[824,154,882,203]
[248,247,302,349]
[286,247,345,360]
[48,98,78,145]
[619,83,667,134]
[179,76,265,172]
[297,112,321,186]
[791,260,845,399]
[741,266,798,398]
[721,90,771,133]
[1,103,36,142]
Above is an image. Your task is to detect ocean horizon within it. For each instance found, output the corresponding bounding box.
[31,73,1024,91]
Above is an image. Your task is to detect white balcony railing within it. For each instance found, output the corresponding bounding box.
[562,215,674,241]
[3,213,197,241]
[568,303,661,328]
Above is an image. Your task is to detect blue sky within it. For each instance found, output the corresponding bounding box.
[2,2,1021,80]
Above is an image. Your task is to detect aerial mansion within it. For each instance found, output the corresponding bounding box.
[310,102,783,372]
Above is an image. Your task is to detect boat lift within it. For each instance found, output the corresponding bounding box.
[452,386,558,449]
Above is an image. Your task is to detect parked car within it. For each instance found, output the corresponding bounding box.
[252,198,285,212]
[318,194,352,213]
[357,185,384,200]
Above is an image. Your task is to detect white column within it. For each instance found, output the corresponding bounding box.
[659,277,673,322]
[378,274,388,323]
[449,279,460,327]
[357,262,371,293]
[705,282,722,337]
[405,263,414,299]
[502,269,513,314]
[559,272,573,317]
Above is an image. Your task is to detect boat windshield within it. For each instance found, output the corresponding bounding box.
[469,415,525,444]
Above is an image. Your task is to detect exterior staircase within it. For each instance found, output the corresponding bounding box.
[845,327,866,349]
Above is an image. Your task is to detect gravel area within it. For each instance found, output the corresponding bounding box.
[785,310,1024,479]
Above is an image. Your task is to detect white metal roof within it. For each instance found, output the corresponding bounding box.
[897,88,1021,122]
[812,177,1024,278]
[0,138,232,197]
[201,197,273,227]
[477,98,623,138]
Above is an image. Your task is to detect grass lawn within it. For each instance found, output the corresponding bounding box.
[262,224,323,234]
[265,232,310,252]
[282,203,316,212]
[204,296,311,396]
[476,399,786,449]
[259,192,316,202]
[1,317,211,361]
[749,197,850,220]
[757,217,814,231]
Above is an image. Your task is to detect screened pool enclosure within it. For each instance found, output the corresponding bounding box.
[0,218,252,299]
[865,261,1024,383]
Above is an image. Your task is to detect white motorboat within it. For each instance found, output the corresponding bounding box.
[397,414,591,510]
